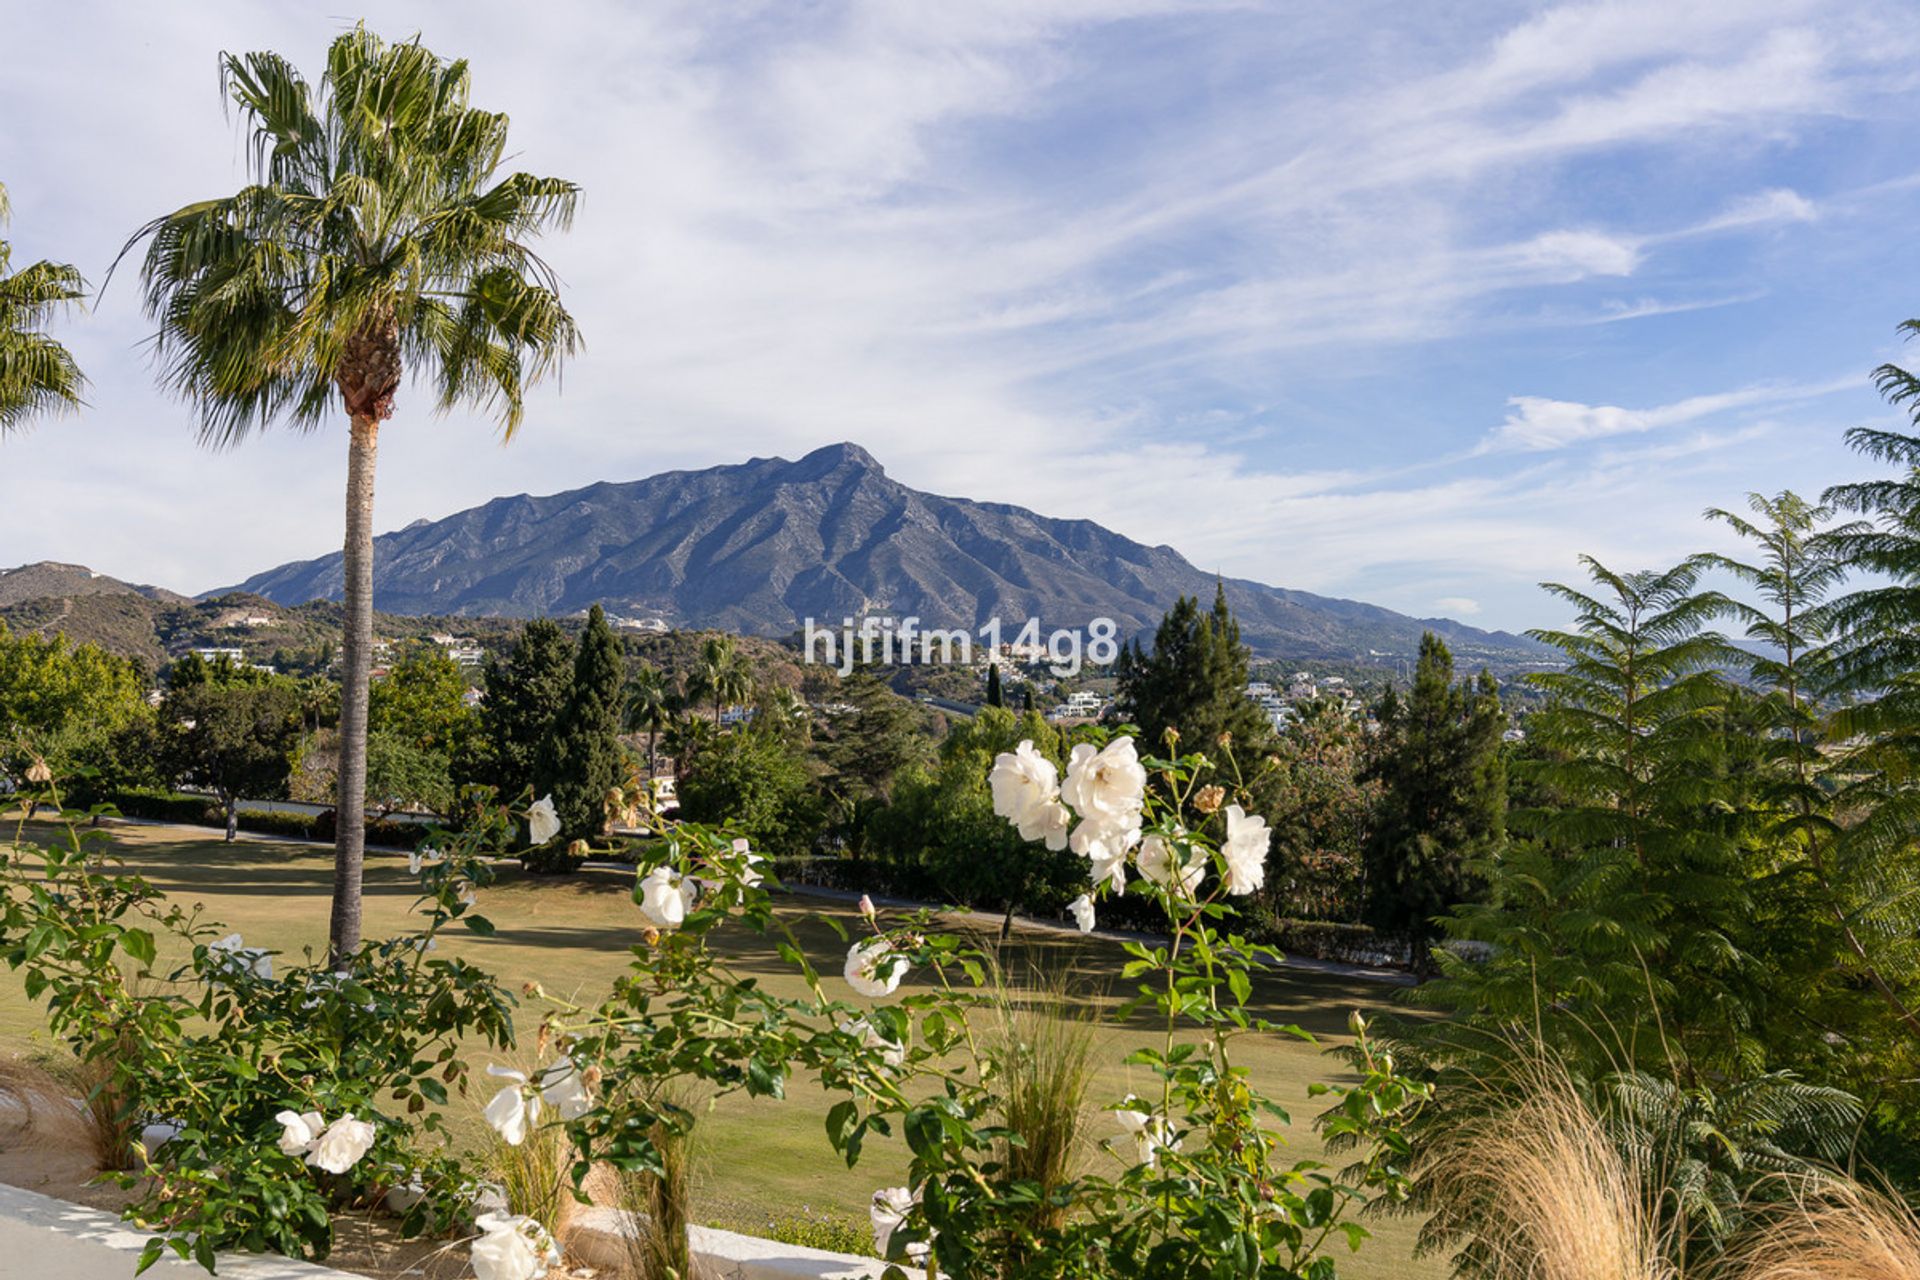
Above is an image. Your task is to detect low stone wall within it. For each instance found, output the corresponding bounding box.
[0,1182,886,1280]
[567,1205,887,1279]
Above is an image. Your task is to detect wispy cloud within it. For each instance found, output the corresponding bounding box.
[1,0,1917,631]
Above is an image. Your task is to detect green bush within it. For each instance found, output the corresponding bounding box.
[677,731,822,856]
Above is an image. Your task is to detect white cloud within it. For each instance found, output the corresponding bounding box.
[1435,597,1483,616]
[1476,376,1858,454]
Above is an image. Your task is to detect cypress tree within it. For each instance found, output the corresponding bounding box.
[1021,684,1035,714]
[532,604,624,866]
[985,662,1005,708]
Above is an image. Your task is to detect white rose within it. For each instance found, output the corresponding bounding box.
[483,1065,540,1146]
[471,1211,561,1280]
[989,741,1072,850]
[1115,1106,1177,1169]
[845,938,906,998]
[1138,834,1205,899]
[536,1057,592,1120]
[870,1185,930,1262]
[1073,816,1139,891]
[1067,894,1095,934]
[732,838,765,888]
[1062,737,1146,828]
[638,864,697,930]
[839,1017,905,1069]
[305,1113,376,1174]
[1220,805,1271,896]
[526,795,561,845]
[273,1109,324,1157]
[208,932,272,981]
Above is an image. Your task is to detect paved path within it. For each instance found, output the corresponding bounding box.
[0,1183,359,1280]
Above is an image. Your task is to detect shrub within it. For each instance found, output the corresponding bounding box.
[1,765,521,1271]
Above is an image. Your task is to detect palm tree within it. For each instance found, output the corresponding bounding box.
[685,634,752,725]
[0,182,87,434]
[119,29,579,964]
[622,663,674,779]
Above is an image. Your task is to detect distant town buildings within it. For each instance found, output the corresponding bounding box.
[1245,671,1365,730]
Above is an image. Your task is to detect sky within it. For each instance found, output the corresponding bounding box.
[4,0,1920,632]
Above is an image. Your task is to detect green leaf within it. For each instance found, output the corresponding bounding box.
[121,929,157,967]
[825,1099,859,1151]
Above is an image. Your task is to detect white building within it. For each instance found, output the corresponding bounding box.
[191,647,245,663]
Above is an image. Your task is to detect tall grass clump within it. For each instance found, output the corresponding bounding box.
[616,1110,703,1280]
[1417,1059,1677,1280]
[0,1050,139,1172]
[487,1072,574,1238]
[1727,1180,1920,1280]
[988,965,1099,1273]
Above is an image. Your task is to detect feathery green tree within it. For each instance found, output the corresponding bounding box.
[120,27,579,961]
[0,181,87,434]
[1383,556,1866,1268]
[1814,367,1920,1053]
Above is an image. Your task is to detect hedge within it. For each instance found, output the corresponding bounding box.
[88,788,435,850]
[765,854,1415,970]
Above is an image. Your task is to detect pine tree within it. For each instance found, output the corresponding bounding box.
[532,605,624,865]
[468,618,574,796]
[1116,583,1271,759]
[816,670,928,799]
[1360,632,1505,950]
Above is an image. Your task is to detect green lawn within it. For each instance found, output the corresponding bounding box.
[0,820,1440,1278]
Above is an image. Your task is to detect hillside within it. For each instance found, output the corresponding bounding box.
[225,443,1549,667]
[0,561,189,609]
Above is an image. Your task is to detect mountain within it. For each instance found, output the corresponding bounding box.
[223,443,1546,666]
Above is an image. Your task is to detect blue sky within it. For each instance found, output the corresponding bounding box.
[3,0,1919,631]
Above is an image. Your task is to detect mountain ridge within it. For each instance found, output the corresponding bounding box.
[217,442,1546,665]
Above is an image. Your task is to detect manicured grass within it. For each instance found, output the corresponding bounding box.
[0,820,1441,1278]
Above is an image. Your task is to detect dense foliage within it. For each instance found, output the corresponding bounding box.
[1,768,519,1271]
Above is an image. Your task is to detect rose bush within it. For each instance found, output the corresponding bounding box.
[0,762,522,1273]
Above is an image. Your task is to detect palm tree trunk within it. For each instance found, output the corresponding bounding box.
[329,413,379,966]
